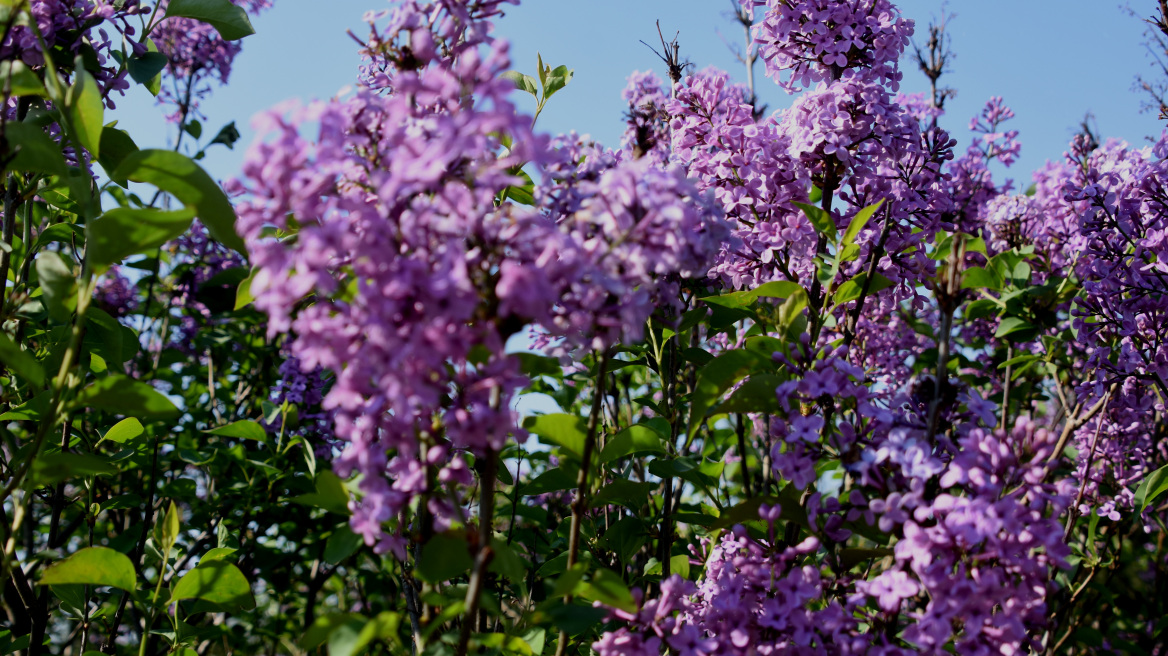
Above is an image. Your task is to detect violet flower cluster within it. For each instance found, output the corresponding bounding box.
[0,0,149,106]
[235,0,728,554]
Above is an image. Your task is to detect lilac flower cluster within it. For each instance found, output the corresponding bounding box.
[353,0,516,92]
[668,67,813,288]
[165,221,246,351]
[601,411,1073,654]
[620,70,672,165]
[541,157,730,348]
[267,355,337,458]
[752,0,914,92]
[92,265,140,318]
[235,47,537,552]
[594,532,859,656]
[235,1,728,553]
[0,0,149,105]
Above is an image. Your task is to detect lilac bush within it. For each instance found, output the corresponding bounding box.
[2,0,1167,654]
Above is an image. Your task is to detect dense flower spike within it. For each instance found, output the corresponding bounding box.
[0,0,148,105]
[234,40,541,550]
[752,0,914,92]
[92,266,139,318]
[236,3,729,552]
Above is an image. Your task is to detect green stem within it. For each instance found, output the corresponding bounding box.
[553,351,611,656]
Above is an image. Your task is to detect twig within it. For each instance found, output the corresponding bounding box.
[455,391,503,656]
[553,351,611,656]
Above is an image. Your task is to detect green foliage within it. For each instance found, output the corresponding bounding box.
[38,547,137,591]
[112,150,246,253]
[165,0,257,40]
[86,207,196,271]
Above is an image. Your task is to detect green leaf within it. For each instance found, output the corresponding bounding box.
[837,242,861,263]
[521,629,546,655]
[323,525,363,566]
[832,272,895,306]
[0,391,50,421]
[578,569,635,612]
[965,236,987,256]
[961,266,1004,291]
[488,539,527,587]
[32,223,85,255]
[0,331,45,387]
[713,374,785,414]
[65,63,104,158]
[841,199,884,246]
[501,168,536,206]
[998,353,1040,370]
[3,122,68,175]
[548,602,608,635]
[38,547,136,591]
[522,467,575,496]
[415,533,472,584]
[710,492,806,531]
[164,0,256,40]
[598,424,666,464]
[994,316,1037,340]
[687,350,765,438]
[543,65,574,100]
[502,71,538,97]
[592,480,657,510]
[86,206,196,272]
[127,50,167,91]
[539,554,575,580]
[31,452,118,485]
[204,420,267,442]
[96,126,140,187]
[649,457,718,491]
[112,150,245,254]
[792,201,836,241]
[302,613,366,651]
[523,413,587,460]
[161,501,181,553]
[670,554,691,579]
[349,612,402,655]
[598,517,646,564]
[700,280,803,311]
[73,374,180,419]
[516,352,561,378]
[101,493,142,511]
[233,267,257,310]
[200,548,237,563]
[183,120,202,140]
[101,418,144,444]
[291,470,351,515]
[207,121,241,150]
[84,307,134,372]
[838,547,892,572]
[0,60,46,96]
[965,298,1000,320]
[171,560,255,610]
[1135,464,1168,514]
[35,253,77,322]
[777,287,809,336]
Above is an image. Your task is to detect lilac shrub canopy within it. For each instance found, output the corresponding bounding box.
[0,0,1166,654]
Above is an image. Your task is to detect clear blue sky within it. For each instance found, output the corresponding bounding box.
[109,1,1166,188]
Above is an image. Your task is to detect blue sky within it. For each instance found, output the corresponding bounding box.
[109,1,1166,187]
